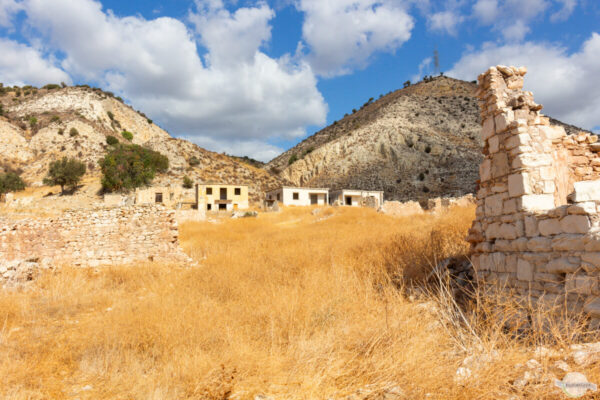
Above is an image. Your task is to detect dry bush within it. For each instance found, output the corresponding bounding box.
[1,205,599,399]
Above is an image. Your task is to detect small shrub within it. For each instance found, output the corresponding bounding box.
[0,172,26,195]
[106,135,118,145]
[58,128,64,135]
[288,153,298,165]
[115,96,124,103]
[147,119,153,124]
[302,147,314,157]
[107,111,114,121]
[69,127,79,137]
[0,104,3,116]
[189,156,200,166]
[121,130,133,141]
[61,82,67,88]
[43,157,86,194]
[352,108,357,114]
[42,84,61,90]
[51,115,61,123]
[183,175,194,189]
[28,116,37,127]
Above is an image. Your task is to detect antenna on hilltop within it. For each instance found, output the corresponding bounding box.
[433,47,440,76]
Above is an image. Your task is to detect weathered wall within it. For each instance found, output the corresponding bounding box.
[0,205,191,267]
[468,65,600,324]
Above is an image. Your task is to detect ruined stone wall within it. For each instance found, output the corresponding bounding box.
[468,65,600,324]
[0,205,191,267]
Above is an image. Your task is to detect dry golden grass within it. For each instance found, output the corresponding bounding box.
[1,205,598,399]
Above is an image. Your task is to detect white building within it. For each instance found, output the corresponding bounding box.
[329,189,384,207]
[266,186,329,206]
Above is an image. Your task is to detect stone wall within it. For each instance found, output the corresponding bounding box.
[0,205,191,267]
[467,65,600,324]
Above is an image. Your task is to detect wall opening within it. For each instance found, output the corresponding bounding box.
[155,193,163,203]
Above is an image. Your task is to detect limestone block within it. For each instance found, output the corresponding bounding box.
[504,199,517,214]
[524,215,539,237]
[495,110,513,133]
[491,183,508,193]
[506,254,518,273]
[512,237,529,251]
[584,298,600,318]
[519,195,555,212]
[582,253,600,268]
[488,136,500,153]
[505,133,530,150]
[545,257,580,274]
[538,218,562,236]
[517,259,534,281]
[539,125,566,141]
[482,118,495,140]
[584,233,600,251]
[512,154,553,169]
[486,222,502,240]
[565,274,597,295]
[551,234,585,251]
[567,202,596,215]
[491,153,510,179]
[493,240,512,252]
[485,194,505,217]
[573,181,600,202]
[508,173,531,197]
[480,159,491,182]
[560,215,591,234]
[491,252,506,272]
[527,236,552,252]
[499,223,519,240]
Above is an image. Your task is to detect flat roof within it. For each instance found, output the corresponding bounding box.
[267,186,330,191]
[198,183,249,186]
[331,189,384,193]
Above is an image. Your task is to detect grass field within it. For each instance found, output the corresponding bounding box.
[1,205,598,399]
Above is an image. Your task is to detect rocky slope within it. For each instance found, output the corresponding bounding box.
[0,84,282,204]
[266,76,588,202]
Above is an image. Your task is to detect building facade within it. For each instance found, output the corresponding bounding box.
[266,187,329,206]
[196,183,249,212]
[329,189,384,208]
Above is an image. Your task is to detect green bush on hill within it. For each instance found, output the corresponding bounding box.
[99,144,169,192]
[183,175,194,189]
[106,135,119,145]
[43,157,86,194]
[121,130,133,141]
[0,172,26,195]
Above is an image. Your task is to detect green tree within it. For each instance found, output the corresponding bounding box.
[183,175,194,189]
[43,157,86,194]
[0,172,26,195]
[99,144,169,192]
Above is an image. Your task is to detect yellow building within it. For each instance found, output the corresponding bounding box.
[196,183,249,212]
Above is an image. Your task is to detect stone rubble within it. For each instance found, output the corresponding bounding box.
[467,65,600,325]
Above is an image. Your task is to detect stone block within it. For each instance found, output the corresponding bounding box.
[538,218,562,236]
[480,159,491,182]
[582,253,600,267]
[508,173,531,197]
[482,117,495,140]
[499,223,519,240]
[539,125,566,141]
[519,194,555,212]
[512,237,529,251]
[551,234,585,251]
[584,234,600,251]
[560,215,591,234]
[517,258,534,281]
[485,222,502,240]
[527,236,552,252]
[488,136,500,153]
[584,297,600,318]
[566,274,597,295]
[491,153,510,179]
[495,110,513,133]
[573,180,600,202]
[524,216,539,237]
[567,202,596,215]
[503,198,517,214]
[485,194,505,217]
[545,257,580,274]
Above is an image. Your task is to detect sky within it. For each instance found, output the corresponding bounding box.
[0,0,598,161]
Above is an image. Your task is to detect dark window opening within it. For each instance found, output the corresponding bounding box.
[220,188,227,200]
[219,203,227,210]
[155,193,163,203]
[206,187,212,195]
[277,193,281,201]
[310,194,318,205]
[345,196,352,205]
[234,187,241,195]
[293,192,299,200]
[207,204,212,211]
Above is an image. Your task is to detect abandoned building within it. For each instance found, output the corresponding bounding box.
[134,186,186,208]
[467,65,600,325]
[329,189,384,207]
[266,186,329,206]
[196,183,249,212]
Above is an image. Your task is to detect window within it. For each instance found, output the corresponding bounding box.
[155,192,163,203]
[277,193,281,201]
[234,187,241,195]
[220,187,227,200]
[293,192,299,200]
[206,187,212,195]
[207,204,212,211]
[219,203,227,210]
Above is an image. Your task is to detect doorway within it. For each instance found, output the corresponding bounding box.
[345,196,352,206]
[310,194,318,205]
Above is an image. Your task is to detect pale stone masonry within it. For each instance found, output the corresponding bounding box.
[0,205,191,268]
[467,65,600,324]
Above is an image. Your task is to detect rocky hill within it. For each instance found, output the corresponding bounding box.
[265,76,588,202]
[0,84,282,205]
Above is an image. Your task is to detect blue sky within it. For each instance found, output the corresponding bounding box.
[0,0,599,161]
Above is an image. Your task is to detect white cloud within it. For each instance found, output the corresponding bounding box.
[11,0,327,161]
[427,10,464,35]
[0,0,21,28]
[550,0,577,22]
[448,32,600,131]
[0,38,70,86]
[296,0,414,77]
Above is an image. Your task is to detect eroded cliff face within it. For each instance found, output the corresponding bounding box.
[0,86,281,203]
[267,76,589,202]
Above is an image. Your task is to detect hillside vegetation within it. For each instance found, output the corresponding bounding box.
[1,206,597,399]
